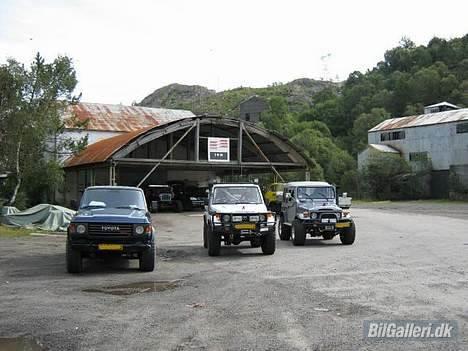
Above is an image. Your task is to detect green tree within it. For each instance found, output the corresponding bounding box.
[352,108,390,153]
[360,153,411,200]
[0,53,81,206]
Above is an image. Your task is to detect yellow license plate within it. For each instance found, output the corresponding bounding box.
[98,244,123,251]
[234,223,256,230]
[336,222,351,228]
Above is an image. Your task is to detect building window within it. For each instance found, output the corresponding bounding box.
[245,113,250,121]
[409,152,428,162]
[380,130,405,141]
[456,122,468,134]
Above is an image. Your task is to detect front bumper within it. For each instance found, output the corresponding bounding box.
[212,221,275,242]
[69,234,153,254]
[300,219,352,232]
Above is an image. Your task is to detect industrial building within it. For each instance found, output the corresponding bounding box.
[61,102,313,207]
[358,103,468,198]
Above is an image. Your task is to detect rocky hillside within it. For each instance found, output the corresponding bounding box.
[139,78,339,116]
[139,83,215,109]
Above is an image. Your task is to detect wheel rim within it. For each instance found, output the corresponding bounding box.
[291,226,295,241]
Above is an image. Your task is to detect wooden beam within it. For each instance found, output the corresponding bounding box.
[242,124,284,182]
[238,120,243,164]
[136,122,197,187]
[195,119,200,162]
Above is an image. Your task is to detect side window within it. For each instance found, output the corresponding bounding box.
[290,188,295,198]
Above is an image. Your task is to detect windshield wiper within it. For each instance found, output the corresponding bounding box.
[80,205,106,209]
[115,206,145,211]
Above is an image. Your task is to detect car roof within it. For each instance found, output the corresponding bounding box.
[85,186,143,191]
[212,183,260,188]
[285,181,332,187]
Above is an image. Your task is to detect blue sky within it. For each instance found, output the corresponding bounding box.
[1,0,467,105]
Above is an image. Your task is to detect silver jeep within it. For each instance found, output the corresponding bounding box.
[203,183,276,256]
[279,181,356,246]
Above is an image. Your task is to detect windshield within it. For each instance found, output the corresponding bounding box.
[297,187,335,200]
[212,187,262,204]
[80,189,146,209]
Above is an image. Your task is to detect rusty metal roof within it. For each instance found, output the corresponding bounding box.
[369,144,400,153]
[369,108,468,132]
[65,127,153,168]
[63,102,195,132]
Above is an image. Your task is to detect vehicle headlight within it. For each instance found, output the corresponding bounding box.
[259,214,266,222]
[222,214,230,223]
[249,215,260,222]
[76,224,86,234]
[135,225,145,235]
[311,212,317,219]
[232,215,242,222]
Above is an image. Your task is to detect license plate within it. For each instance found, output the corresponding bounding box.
[98,244,123,251]
[336,222,351,228]
[235,223,256,230]
[325,225,334,231]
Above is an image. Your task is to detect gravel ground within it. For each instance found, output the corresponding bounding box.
[0,205,466,350]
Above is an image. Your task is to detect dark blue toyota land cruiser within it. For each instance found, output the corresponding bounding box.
[66,186,155,273]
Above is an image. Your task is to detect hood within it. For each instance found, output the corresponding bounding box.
[72,208,150,224]
[211,203,268,214]
[298,199,341,212]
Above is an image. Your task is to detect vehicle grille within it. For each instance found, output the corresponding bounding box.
[88,223,133,236]
[319,213,338,221]
[160,194,172,201]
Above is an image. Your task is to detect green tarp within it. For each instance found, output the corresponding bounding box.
[0,204,75,232]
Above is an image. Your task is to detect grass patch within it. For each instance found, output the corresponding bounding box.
[0,224,35,238]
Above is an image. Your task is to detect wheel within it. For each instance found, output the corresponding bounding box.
[207,226,221,256]
[139,244,155,271]
[66,241,82,273]
[175,200,183,212]
[322,233,335,240]
[261,230,276,255]
[292,220,306,246]
[340,222,356,245]
[250,240,261,248]
[203,221,208,248]
[279,216,291,241]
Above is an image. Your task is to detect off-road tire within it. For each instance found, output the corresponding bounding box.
[139,244,155,271]
[292,220,306,246]
[207,226,221,256]
[175,200,183,212]
[261,230,276,255]
[340,222,356,245]
[279,216,291,241]
[203,222,208,248]
[66,241,82,273]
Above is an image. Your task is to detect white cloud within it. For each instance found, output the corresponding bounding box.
[1,0,467,104]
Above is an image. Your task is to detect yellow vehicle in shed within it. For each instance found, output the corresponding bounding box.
[264,182,284,213]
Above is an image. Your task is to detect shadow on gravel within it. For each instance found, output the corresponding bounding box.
[0,337,43,351]
[157,246,205,261]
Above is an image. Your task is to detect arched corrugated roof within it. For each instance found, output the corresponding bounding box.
[64,116,314,169]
